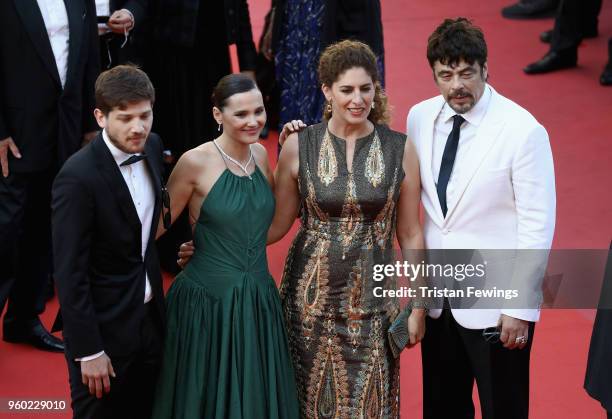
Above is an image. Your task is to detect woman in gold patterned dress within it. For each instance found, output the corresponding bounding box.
[268,40,426,418]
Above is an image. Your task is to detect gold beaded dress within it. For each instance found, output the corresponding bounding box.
[280,122,406,418]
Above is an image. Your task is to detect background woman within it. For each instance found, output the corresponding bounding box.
[263,0,385,130]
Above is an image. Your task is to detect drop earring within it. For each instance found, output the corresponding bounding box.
[326,101,332,113]
[217,123,222,132]
[371,102,375,109]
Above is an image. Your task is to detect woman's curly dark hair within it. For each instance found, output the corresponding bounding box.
[318,40,390,125]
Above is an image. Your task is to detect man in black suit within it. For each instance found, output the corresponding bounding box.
[0,0,100,352]
[52,65,165,418]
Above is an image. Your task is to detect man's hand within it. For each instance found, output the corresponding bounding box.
[107,9,134,34]
[0,136,21,178]
[177,240,195,269]
[81,353,116,399]
[82,131,98,147]
[278,120,306,147]
[498,314,530,350]
[407,308,426,347]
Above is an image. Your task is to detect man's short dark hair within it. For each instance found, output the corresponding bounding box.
[427,18,487,69]
[95,64,155,115]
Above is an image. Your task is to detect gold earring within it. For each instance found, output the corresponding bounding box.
[326,101,332,113]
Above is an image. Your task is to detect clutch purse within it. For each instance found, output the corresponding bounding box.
[387,307,412,359]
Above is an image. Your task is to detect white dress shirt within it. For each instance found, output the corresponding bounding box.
[77,131,155,362]
[95,0,110,17]
[36,0,69,87]
[432,86,492,212]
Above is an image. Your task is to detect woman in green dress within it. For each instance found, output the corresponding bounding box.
[268,40,426,418]
[153,74,299,418]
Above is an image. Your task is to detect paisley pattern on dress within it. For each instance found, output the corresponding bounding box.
[280,122,407,418]
[339,173,363,260]
[307,311,351,419]
[365,131,385,188]
[318,129,339,187]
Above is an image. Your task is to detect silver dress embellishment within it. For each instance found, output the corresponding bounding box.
[318,129,338,186]
[364,130,385,187]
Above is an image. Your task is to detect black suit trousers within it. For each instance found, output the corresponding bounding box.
[552,0,602,52]
[422,307,535,419]
[66,302,163,419]
[0,169,55,324]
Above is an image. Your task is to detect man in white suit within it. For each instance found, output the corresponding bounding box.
[407,18,556,419]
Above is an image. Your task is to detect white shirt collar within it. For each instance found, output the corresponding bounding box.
[441,84,492,127]
[102,129,141,167]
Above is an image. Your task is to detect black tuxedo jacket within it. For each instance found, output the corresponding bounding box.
[0,0,100,173]
[151,0,257,70]
[52,133,165,360]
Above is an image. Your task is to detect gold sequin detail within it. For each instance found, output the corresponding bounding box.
[373,168,399,249]
[344,260,366,352]
[307,311,351,419]
[318,129,338,186]
[339,173,363,259]
[296,240,331,350]
[364,131,385,188]
[355,316,387,418]
[304,164,330,251]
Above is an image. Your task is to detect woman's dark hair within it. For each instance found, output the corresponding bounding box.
[318,40,390,124]
[212,74,259,110]
[427,18,487,69]
[95,64,155,115]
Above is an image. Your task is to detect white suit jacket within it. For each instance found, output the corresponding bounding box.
[407,85,556,329]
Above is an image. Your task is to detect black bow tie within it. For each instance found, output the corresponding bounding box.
[120,153,147,166]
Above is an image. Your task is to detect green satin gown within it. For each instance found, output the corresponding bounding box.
[153,166,299,419]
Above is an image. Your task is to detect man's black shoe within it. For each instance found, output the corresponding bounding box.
[3,318,64,352]
[524,50,577,74]
[502,0,559,19]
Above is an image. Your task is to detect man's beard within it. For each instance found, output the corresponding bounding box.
[447,89,475,114]
[108,131,145,154]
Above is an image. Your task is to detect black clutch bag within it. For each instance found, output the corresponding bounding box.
[387,307,412,359]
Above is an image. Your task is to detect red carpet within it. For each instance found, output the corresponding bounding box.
[1,0,611,417]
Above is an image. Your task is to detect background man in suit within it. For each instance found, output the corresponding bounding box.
[52,65,165,418]
[407,18,556,419]
[0,0,100,352]
[523,0,602,75]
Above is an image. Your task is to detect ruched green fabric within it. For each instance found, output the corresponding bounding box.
[153,167,299,419]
